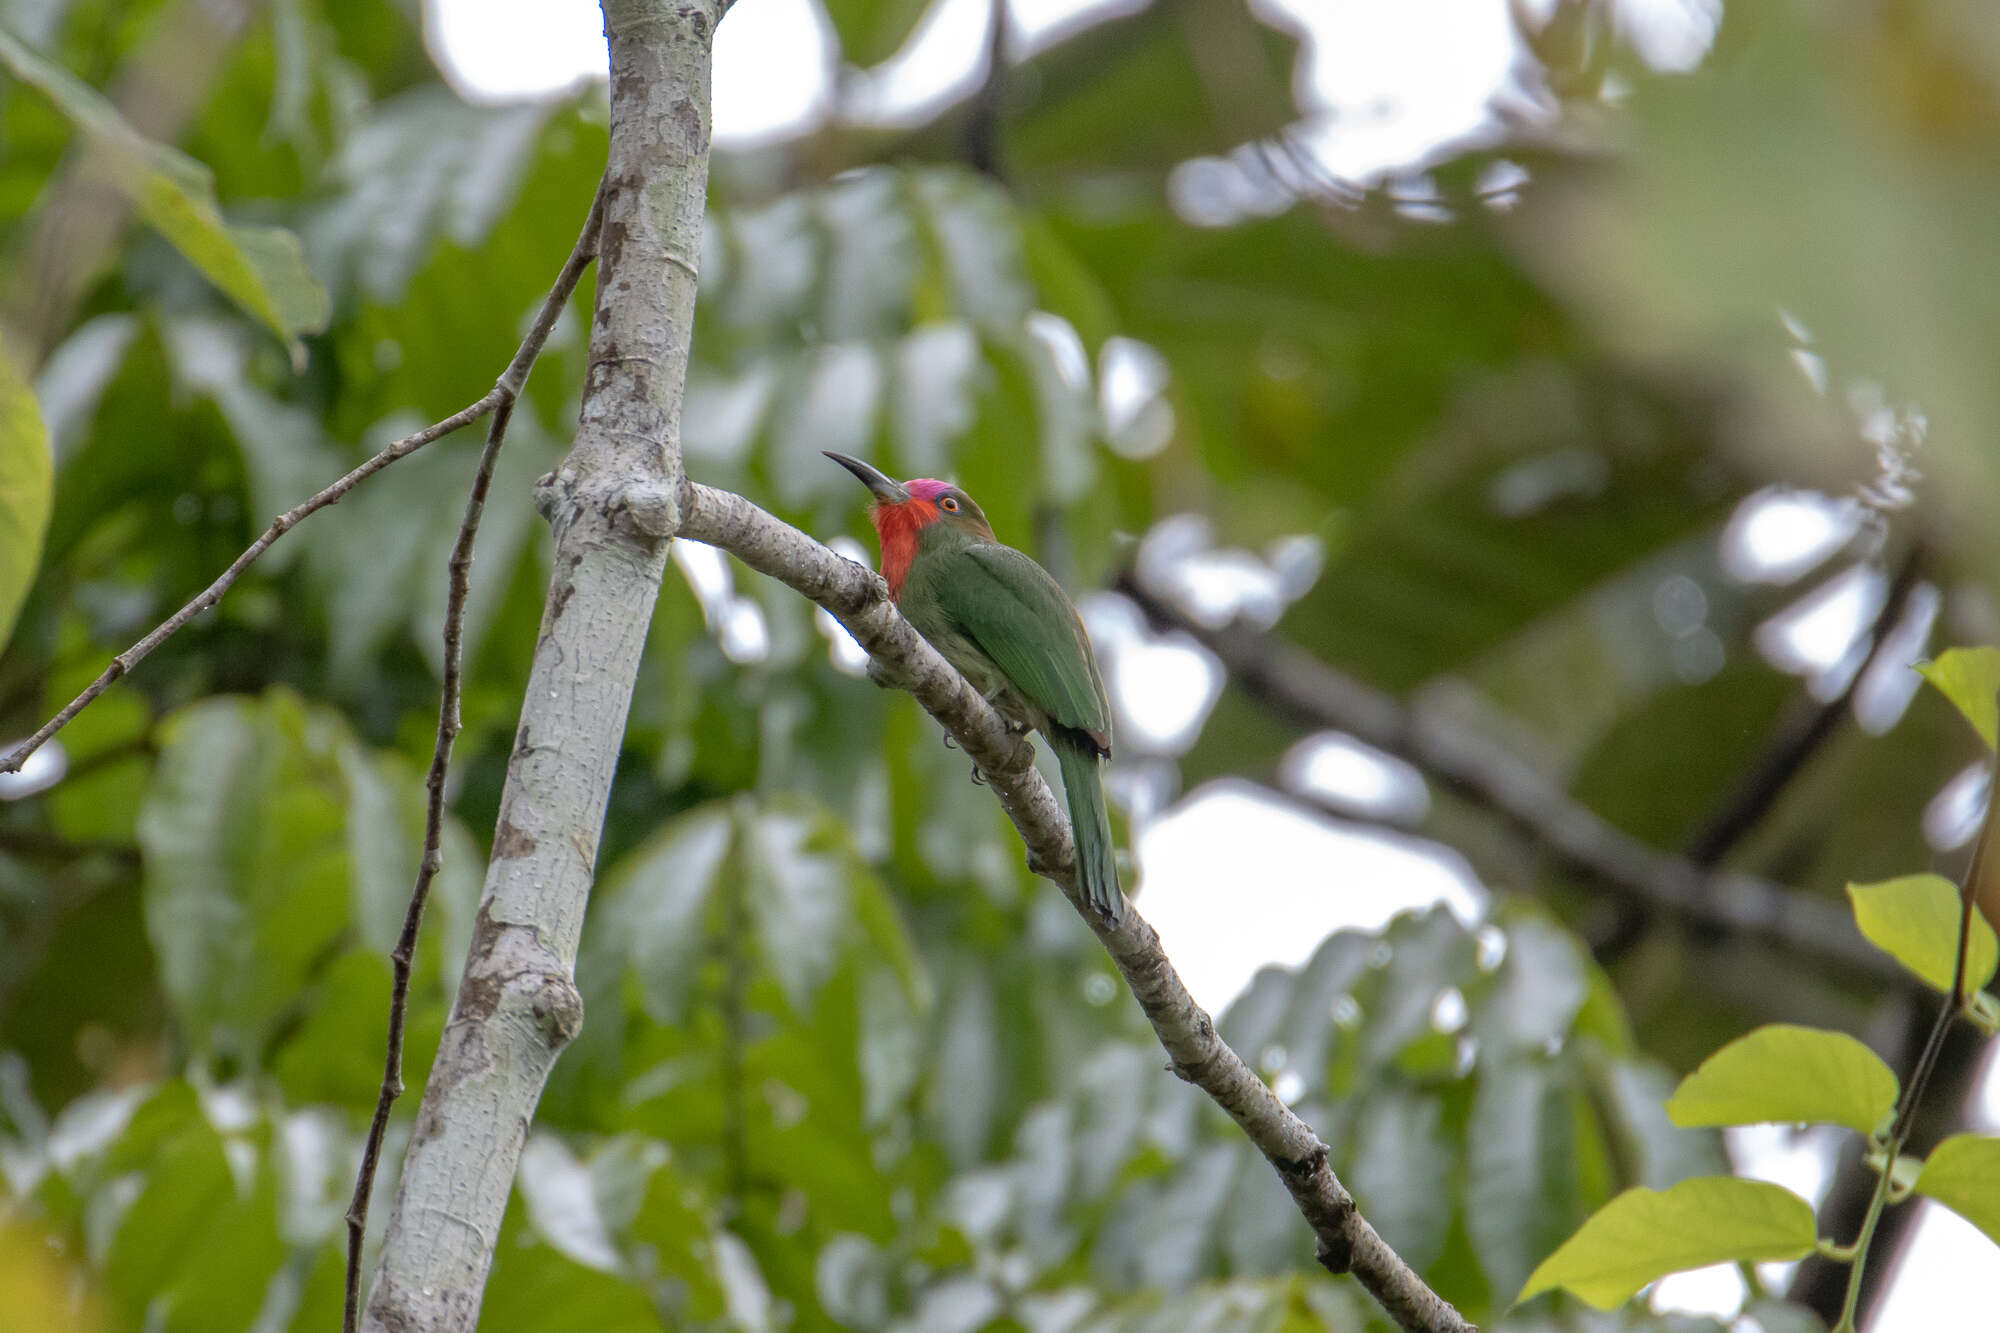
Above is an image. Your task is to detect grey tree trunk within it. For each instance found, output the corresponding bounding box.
[360,2,722,1327]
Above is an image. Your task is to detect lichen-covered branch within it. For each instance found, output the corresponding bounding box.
[358,3,722,1328]
[677,481,1476,1333]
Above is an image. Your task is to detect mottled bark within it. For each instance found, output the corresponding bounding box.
[359,3,722,1329]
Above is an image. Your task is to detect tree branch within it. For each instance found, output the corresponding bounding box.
[1685,546,1925,868]
[677,481,1475,1333]
[5,401,492,775]
[341,184,604,1333]
[1112,574,1898,983]
[359,2,722,1327]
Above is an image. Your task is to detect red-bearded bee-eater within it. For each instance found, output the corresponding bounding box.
[825,451,1125,923]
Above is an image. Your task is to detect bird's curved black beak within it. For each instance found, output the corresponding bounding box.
[824,452,909,504]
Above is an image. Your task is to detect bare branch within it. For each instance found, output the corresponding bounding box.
[1686,546,1925,867]
[1113,573,1898,983]
[341,184,604,1333]
[678,481,1475,1333]
[3,397,497,774]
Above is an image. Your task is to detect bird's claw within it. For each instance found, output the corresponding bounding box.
[969,765,987,787]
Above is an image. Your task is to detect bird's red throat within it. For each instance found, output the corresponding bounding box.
[869,497,940,600]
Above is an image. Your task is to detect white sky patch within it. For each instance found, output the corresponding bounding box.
[1721,487,1860,585]
[1082,594,1222,756]
[1281,732,1430,826]
[1870,1203,2000,1332]
[1925,761,1990,853]
[1271,0,1515,184]
[1649,1263,1744,1321]
[1137,780,1485,1013]
[0,738,65,800]
[1754,563,1884,685]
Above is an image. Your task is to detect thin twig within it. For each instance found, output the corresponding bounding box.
[2,399,498,774]
[1687,547,1926,868]
[342,183,604,1333]
[1112,573,1900,982]
[1828,724,1996,1332]
[677,482,1475,1333]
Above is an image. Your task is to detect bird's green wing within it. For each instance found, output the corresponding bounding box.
[939,543,1112,751]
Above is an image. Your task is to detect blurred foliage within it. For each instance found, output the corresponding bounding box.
[0,0,1993,1329]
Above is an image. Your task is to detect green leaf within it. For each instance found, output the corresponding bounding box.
[820,0,930,68]
[0,28,329,361]
[1848,873,1999,994]
[1519,1177,1818,1310]
[138,693,352,1063]
[1346,1089,1453,1273]
[0,337,51,654]
[1918,647,2000,751]
[1664,1024,1899,1134]
[1913,1133,2000,1250]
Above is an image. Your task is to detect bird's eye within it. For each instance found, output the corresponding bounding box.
[940,496,960,513]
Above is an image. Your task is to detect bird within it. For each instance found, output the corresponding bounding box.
[825,451,1124,923]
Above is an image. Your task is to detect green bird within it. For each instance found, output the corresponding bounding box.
[826,452,1124,923]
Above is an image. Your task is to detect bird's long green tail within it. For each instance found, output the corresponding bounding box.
[1054,731,1121,922]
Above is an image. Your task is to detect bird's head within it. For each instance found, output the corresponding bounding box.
[825,452,995,596]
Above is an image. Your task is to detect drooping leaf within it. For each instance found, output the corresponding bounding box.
[0,27,329,360]
[1918,647,2000,751]
[1912,1133,2000,1251]
[1519,1177,1818,1310]
[1664,1024,1898,1134]
[0,336,52,654]
[1847,873,1999,994]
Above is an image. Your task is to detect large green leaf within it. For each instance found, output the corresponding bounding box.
[1519,1177,1819,1310]
[1847,873,1999,994]
[1664,1024,1898,1134]
[0,335,52,652]
[0,27,329,361]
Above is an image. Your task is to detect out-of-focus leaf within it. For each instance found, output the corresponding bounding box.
[1919,646,2000,751]
[1518,1177,1818,1310]
[1472,913,1589,1056]
[1359,908,1475,1071]
[304,87,566,306]
[1466,1057,1611,1305]
[137,692,351,1063]
[821,0,929,69]
[1912,1133,2000,1250]
[0,28,329,359]
[1664,1024,1898,1134]
[1514,0,2000,578]
[0,337,52,653]
[1346,1089,1453,1273]
[1847,872,1998,994]
[135,690,474,1075]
